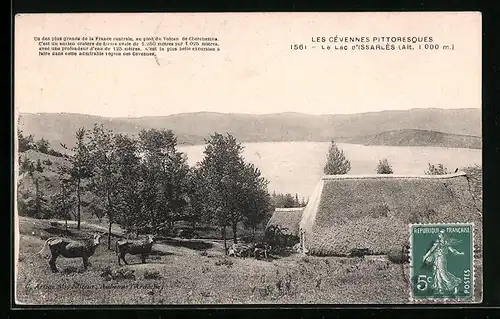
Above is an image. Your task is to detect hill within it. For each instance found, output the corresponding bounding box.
[17,108,481,150]
[17,113,204,151]
[16,150,99,222]
[339,129,482,149]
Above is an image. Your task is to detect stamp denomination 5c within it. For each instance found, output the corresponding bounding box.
[410,223,474,302]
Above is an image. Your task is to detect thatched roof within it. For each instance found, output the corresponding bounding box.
[299,173,482,256]
[266,207,304,236]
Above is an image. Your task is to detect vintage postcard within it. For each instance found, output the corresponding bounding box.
[13,12,482,305]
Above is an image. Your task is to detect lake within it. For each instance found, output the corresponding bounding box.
[178,142,482,199]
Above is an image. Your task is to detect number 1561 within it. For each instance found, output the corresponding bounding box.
[291,44,307,50]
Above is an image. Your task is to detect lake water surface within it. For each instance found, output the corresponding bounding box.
[178,142,482,199]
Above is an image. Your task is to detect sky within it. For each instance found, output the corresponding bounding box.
[15,12,481,118]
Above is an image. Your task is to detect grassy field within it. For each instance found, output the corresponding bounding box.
[12,216,448,305]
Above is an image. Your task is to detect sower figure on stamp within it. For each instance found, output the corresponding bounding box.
[422,229,464,295]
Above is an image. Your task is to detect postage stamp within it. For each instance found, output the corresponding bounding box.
[409,223,474,302]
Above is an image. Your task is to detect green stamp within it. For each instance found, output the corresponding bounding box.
[410,223,474,302]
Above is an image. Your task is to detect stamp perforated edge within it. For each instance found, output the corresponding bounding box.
[408,222,476,304]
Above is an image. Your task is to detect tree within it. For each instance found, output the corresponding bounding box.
[137,152,160,235]
[240,163,272,240]
[324,141,351,175]
[33,177,49,218]
[86,193,106,222]
[63,128,93,230]
[139,128,172,233]
[35,159,44,173]
[19,154,35,177]
[376,158,393,174]
[87,124,120,249]
[138,129,190,235]
[425,163,449,175]
[271,192,301,208]
[36,138,50,154]
[198,134,272,245]
[17,177,49,218]
[198,133,246,250]
[183,166,206,232]
[167,152,191,228]
[113,134,143,236]
[52,173,77,234]
[18,130,34,152]
[282,193,297,208]
[17,154,49,218]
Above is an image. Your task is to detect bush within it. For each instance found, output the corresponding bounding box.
[36,138,50,154]
[18,131,35,152]
[19,155,33,175]
[35,159,44,172]
[143,269,162,280]
[348,248,372,257]
[275,272,294,296]
[100,266,113,281]
[376,158,393,174]
[387,248,409,264]
[47,149,64,157]
[425,163,449,175]
[112,268,136,281]
[176,228,196,239]
[215,257,233,268]
[258,285,273,298]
